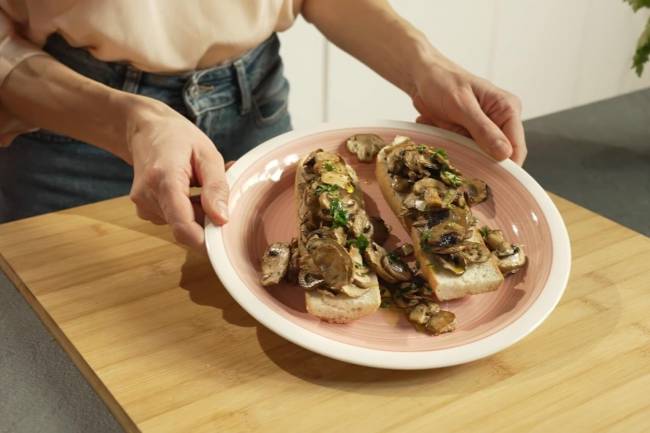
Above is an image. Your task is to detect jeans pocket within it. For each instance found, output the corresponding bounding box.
[252,60,290,126]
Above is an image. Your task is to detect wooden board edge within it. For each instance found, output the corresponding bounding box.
[0,253,141,433]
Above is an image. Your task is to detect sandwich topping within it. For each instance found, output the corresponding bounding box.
[383,137,492,275]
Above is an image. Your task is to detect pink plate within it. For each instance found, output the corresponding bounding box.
[205,121,571,369]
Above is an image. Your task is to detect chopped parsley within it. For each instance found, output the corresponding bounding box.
[387,251,400,263]
[323,161,335,172]
[479,225,490,238]
[441,170,463,187]
[347,234,369,252]
[420,229,432,251]
[329,198,348,227]
[433,148,448,159]
[417,144,427,153]
[315,183,339,195]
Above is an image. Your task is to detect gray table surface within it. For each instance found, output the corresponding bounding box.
[1,89,648,433]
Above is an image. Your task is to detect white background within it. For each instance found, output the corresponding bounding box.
[279,0,650,129]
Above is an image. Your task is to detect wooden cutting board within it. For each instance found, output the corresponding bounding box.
[0,193,648,433]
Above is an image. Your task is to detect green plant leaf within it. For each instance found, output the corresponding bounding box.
[633,16,650,76]
[624,0,650,12]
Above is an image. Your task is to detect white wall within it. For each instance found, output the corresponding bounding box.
[280,0,650,129]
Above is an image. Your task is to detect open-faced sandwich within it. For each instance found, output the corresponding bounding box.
[261,134,527,335]
[263,149,395,323]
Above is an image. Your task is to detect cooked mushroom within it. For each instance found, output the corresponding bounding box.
[320,171,353,192]
[433,254,465,275]
[286,238,300,283]
[369,216,391,245]
[457,241,491,264]
[298,270,325,290]
[425,310,456,335]
[483,228,516,257]
[346,134,386,162]
[261,242,291,286]
[381,254,412,282]
[480,227,527,275]
[462,178,489,205]
[363,242,400,284]
[392,243,414,257]
[391,176,411,192]
[306,236,353,289]
[349,212,372,238]
[407,301,441,325]
[497,245,527,275]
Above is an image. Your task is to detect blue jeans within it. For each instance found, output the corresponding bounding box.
[0,33,291,222]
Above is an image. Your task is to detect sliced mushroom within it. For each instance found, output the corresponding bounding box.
[321,171,353,192]
[286,238,300,283]
[346,134,386,162]
[381,254,412,282]
[425,310,457,335]
[497,246,527,275]
[363,242,399,284]
[392,243,414,257]
[306,237,353,289]
[433,254,465,275]
[260,242,291,286]
[391,176,411,193]
[348,246,376,289]
[298,270,325,290]
[340,284,370,297]
[412,178,446,195]
[458,241,491,264]
[351,212,373,238]
[407,302,441,325]
[369,216,391,245]
[483,229,516,257]
[463,178,489,205]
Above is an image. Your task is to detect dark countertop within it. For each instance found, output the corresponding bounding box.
[1,88,648,433]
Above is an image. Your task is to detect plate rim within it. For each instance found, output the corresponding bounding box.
[205,120,571,369]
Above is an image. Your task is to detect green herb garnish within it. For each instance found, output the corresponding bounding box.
[433,148,448,159]
[441,170,463,187]
[315,183,339,195]
[329,198,348,227]
[323,161,334,171]
[387,251,399,263]
[479,225,490,238]
[420,229,432,251]
[347,234,369,252]
[417,144,427,153]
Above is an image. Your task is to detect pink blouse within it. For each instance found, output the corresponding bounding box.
[0,0,303,145]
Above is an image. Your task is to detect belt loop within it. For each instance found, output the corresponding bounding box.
[122,65,142,93]
[233,59,251,115]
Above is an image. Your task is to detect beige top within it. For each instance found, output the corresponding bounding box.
[0,0,303,145]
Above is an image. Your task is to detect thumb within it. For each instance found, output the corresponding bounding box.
[454,98,512,161]
[195,152,230,225]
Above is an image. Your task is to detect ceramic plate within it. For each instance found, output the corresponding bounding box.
[205,121,571,369]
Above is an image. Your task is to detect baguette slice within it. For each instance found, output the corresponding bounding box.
[295,152,380,323]
[376,144,503,301]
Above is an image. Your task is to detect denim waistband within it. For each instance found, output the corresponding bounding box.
[42,33,282,117]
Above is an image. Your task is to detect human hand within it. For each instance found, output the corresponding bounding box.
[127,101,229,249]
[411,59,527,165]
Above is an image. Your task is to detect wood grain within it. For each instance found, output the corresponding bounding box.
[0,193,648,433]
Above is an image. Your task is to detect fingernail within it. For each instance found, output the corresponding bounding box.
[216,200,229,221]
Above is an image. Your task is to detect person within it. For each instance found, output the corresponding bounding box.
[0,0,526,250]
